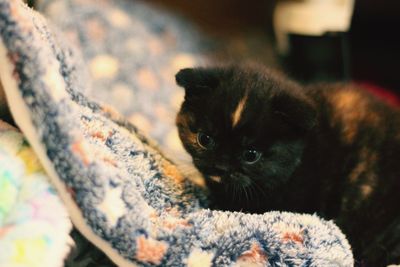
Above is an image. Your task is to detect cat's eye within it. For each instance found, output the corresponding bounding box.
[196,132,215,149]
[242,149,262,164]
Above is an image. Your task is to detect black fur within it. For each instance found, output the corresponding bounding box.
[175,64,400,266]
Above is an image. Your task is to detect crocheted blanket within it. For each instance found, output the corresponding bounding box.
[0,0,354,266]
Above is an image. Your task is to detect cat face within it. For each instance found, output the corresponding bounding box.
[175,65,317,197]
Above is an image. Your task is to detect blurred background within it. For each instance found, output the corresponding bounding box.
[146,0,400,94]
[20,0,400,159]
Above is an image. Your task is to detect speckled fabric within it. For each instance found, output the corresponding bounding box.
[0,0,354,266]
[36,0,211,161]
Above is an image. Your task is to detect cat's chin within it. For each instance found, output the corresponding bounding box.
[203,174,273,214]
[205,174,253,189]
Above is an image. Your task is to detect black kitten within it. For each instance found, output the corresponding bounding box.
[175,64,400,266]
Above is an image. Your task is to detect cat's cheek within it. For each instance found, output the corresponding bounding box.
[176,123,199,153]
[236,177,252,187]
[241,162,264,177]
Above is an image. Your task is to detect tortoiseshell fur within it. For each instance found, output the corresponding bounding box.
[175,65,400,266]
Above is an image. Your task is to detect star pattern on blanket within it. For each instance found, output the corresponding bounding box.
[97,185,126,227]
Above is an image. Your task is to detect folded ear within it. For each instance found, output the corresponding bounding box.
[175,68,219,97]
[272,90,317,132]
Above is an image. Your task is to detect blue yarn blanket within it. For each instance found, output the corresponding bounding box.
[0,0,354,266]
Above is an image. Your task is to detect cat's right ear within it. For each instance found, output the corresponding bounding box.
[175,68,219,97]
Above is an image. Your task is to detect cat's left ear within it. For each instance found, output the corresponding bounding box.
[175,68,219,97]
[272,91,317,132]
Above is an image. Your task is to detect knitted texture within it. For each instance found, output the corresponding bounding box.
[0,1,354,266]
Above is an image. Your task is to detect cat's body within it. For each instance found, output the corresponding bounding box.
[175,65,400,266]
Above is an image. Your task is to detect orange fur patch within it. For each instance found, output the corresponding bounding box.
[360,184,373,198]
[348,148,377,200]
[330,89,367,143]
[349,150,377,183]
[232,94,248,128]
[209,175,221,183]
[176,114,198,148]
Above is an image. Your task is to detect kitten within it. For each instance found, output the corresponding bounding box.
[175,64,400,266]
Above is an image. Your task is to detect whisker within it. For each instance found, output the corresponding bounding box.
[243,185,249,203]
[239,185,243,201]
[249,183,262,210]
[252,180,268,199]
[248,184,255,200]
[235,183,240,202]
[231,183,237,203]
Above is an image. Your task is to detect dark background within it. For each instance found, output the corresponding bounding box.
[146,0,400,92]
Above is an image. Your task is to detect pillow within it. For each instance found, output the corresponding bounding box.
[0,120,72,267]
[0,1,354,266]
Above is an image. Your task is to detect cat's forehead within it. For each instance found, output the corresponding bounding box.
[203,90,270,136]
[218,85,271,130]
[231,93,248,128]
[182,65,291,132]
